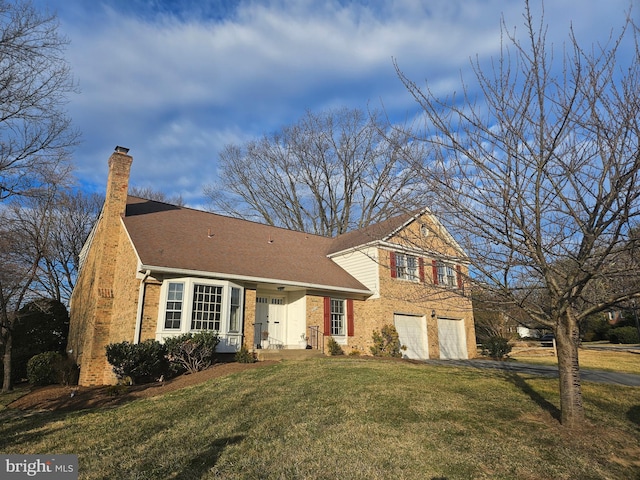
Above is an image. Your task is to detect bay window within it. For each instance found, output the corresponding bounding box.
[158,278,243,339]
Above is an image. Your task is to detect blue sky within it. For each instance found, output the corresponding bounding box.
[34,0,636,208]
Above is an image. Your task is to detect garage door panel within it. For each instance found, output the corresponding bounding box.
[394,314,428,360]
[438,318,467,360]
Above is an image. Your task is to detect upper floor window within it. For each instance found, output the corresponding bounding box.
[437,262,456,287]
[396,254,418,281]
[433,261,462,289]
[390,252,423,282]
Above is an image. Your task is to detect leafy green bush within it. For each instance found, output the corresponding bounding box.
[105,340,168,384]
[235,344,256,363]
[481,336,513,359]
[27,351,64,386]
[608,326,640,344]
[370,325,403,358]
[164,331,220,374]
[327,337,344,356]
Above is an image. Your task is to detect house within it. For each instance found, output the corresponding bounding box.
[68,147,476,385]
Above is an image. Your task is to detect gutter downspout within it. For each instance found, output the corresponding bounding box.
[134,270,151,344]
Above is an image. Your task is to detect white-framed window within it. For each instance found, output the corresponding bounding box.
[229,287,241,332]
[396,253,419,281]
[164,282,184,329]
[331,298,345,336]
[437,262,457,287]
[158,278,243,335]
[191,284,223,330]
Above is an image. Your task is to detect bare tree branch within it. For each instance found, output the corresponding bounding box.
[394,0,640,427]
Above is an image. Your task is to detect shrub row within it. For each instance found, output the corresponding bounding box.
[105,332,220,384]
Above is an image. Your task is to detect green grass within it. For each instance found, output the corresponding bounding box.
[511,347,640,375]
[1,358,639,479]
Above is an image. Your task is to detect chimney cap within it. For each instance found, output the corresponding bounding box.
[115,146,130,154]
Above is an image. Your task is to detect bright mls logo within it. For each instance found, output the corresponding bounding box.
[1,455,78,479]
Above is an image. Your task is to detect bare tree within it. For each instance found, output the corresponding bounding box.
[37,191,103,304]
[0,0,79,200]
[0,193,56,391]
[394,2,640,427]
[206,107,428,236]
[129,186,185,206]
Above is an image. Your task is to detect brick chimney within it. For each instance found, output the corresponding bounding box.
[71,146,133,386]
[104,146,133,221]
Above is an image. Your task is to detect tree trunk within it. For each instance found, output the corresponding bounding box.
[2,331,12,392]
[555,310,584,428]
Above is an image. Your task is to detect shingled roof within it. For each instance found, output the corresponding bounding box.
[327,210,420,255]
[123,196,370,294]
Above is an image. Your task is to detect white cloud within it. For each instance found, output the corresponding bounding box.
[39,0,635,206]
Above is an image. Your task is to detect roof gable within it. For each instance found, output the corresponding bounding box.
[328,208,466,259]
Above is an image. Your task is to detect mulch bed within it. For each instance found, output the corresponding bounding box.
[7,360,276,413]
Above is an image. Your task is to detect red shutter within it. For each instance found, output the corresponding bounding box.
[418,258,425,282]
[347,299,354,336]
[456,265,463,289]
[389,252,397,278]
[323,296,331,335]
[432,260,439,285]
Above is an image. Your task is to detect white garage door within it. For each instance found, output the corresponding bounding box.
[437,318,468,359]
[394,314,428,360]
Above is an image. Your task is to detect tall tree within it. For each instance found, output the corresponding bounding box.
[0,0,78,200]
[0,193,55,391]
[37,191,103,304]
[206,107,428,236]
[395,1,640,427]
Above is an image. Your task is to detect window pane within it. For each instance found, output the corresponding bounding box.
[331,299,345,336]
[229,287,241,332]
[164,282,184,329]
[191,284,222,331]
[397,253,418,281]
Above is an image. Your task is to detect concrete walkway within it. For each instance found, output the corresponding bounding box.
[424,359,640,387]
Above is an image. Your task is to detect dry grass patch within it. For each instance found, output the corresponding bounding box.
[511,346,640,374]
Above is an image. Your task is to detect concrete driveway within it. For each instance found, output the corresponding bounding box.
[425,359,640,387]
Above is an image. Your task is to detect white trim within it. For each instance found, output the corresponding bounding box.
[329,239,469,266]
[140,264,373,296]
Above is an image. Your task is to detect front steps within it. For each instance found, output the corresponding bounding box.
[255,348,325,361]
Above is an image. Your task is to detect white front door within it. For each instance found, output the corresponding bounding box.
[394,314,428,360]
[254,295,286,347]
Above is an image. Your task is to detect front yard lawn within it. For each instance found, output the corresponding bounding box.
[1,357,638,479]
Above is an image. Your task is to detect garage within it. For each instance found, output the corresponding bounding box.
[437,317,468,359]
[394,314,428,360]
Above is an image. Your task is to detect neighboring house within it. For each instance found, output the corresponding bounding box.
[68,147,476,385]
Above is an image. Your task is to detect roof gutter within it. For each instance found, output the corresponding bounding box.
[134,269,151,344]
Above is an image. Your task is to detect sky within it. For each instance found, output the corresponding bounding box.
[32,0,637,208]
